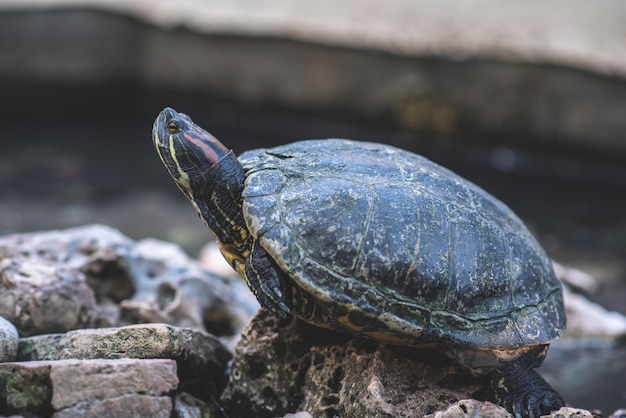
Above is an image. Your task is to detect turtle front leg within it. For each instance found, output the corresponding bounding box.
[488,346,565,418]
[245,240,291,318]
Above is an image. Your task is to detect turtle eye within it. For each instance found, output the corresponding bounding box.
[166,119,182,134]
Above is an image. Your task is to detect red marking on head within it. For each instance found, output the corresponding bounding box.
[183,132,220,165]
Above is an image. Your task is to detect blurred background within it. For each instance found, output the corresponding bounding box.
[1,0,625,412]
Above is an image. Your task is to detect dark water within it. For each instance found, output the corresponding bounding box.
[1,80,625,413]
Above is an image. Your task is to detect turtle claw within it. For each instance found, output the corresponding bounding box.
[257,280,291,318]
[508,389,564,418]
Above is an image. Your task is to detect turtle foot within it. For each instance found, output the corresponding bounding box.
[256,282,291,319]
[503,386,565,418]
[488,346,565,418]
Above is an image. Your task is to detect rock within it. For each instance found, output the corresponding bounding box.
[552,260,626,341]
[0,358,177,417]
[425,403,597,418]
[221,311,481,418]
[49,358,178,410]
[0,224,257,343]
[425,399,511,418]
[199,241,240,280]
[610,409,626,418]
[171,392,214,418]
[549,407,595,417]
[562,286,626,341]
[17,323,232,385]
[0,225,137,308]
[53,394,172,418]
[553,261,599,295]
[121,237,258,348]
[280,412,314,418]
[0,257,108,336]
[0,316,19,362]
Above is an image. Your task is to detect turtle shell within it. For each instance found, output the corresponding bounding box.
[240,139,565,350]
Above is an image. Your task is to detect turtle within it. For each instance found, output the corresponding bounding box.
[152,107,566,418]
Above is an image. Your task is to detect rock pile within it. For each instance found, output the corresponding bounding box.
[0,224,253,417]
[0,225,620,417]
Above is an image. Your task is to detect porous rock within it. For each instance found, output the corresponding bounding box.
[0,224,257,343]
[425,399,511,418]
[0,315,19,362]
[0,358,177,417]
[121,237,258,347]
[549,407,595,418]
[0,257,107,336]
[223,311,599,418]
[221,311,481,417]
[425,402,597,418]
[17,323,232,384]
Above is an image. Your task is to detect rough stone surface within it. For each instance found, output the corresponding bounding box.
[0,358,177,416]
[223,311,604,418]
[52,394,172,418]
[0,225,609,416]
[425,399,512,418]
[280,412,314,418]
[17,323,231,384]
[222,311,481,418]
[549,407,595,418]
[0,316,19,362]
[0,257,106,336]
[49,358,178,410]
[0,224,257,344]
[120,237,258,348]
[425,402,597,418]
[0,359,53,416]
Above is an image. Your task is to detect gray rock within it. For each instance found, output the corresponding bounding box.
[426,402,595,418]
[0,315,18,362]
[0,257,107,336]
[610,409,626,418]
[17,323,231,384]
[121,237,258,347]
[549,407,595,418]
[172,392,213,418]
[0,224,135,273]
[0,224,135,332]
[280,413,314,418]
[0,225,256,343]
[561,285,626,341]
[425,400,512,418]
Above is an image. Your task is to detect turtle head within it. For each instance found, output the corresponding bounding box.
[152,107,231,198]
[152,107,249,254]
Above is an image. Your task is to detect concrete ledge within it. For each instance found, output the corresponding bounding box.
[2,0,626,78]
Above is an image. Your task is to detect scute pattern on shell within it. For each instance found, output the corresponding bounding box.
[240,139,565,350]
